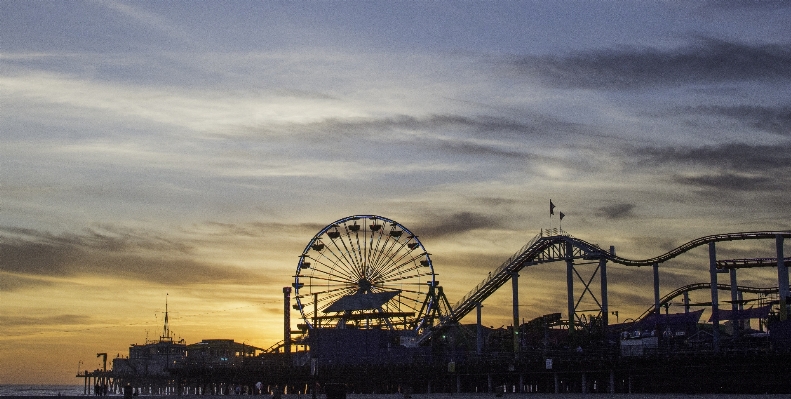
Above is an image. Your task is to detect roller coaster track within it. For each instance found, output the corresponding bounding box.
[420,230,790,343]
[634,283,779,322]
[605,231,791,267]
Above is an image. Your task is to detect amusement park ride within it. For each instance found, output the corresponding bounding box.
[80,214,791,395]
[292,215,448,335]
[286,215,790,354]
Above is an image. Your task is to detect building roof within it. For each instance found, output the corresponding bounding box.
[323,291,400,313]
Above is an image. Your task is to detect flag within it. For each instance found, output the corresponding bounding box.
[550,200,555,216]
[560,212,565,220]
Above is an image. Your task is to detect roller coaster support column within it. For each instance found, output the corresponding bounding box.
[600,246,612,328]
[512,272,520,356]
[730,268,739,338]
[778,234,788,321]
[476,302,483,355]
[566,241,575,333]
[653,263,660,318]
[708,243,720,352]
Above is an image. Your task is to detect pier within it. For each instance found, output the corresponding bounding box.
[80,217,791,394]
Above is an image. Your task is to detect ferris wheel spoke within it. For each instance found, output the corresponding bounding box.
[303,273,358,287]
[372,228,402,267]
[315,244,358,282]
[369,235,406,280]
[372,238,416,278]
[325,234,361,281]
[375,285,425,297]
[377,252,426,281]
[352,227,366,277]
[301,259,355,283]
[389,243,423,270]
[369,238,405,282]
[368,286,421,309]
[340,225,365,277]
[379,260,428,281]
[368,229,390,274]
[380,271,431,285]
[299,285,355,303]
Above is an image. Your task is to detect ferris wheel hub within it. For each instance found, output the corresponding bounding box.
[357,278,373,293]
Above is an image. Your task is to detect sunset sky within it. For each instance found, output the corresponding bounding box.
[2,1,790,384]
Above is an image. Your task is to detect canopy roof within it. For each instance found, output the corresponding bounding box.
[323,290,400,313]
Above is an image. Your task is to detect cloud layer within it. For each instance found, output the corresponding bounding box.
[2,0,790,384]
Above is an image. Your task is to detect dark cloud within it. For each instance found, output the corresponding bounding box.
[670,172,791,213]
[0,314,92,329]
[473,197,521,208]
[2,225,193,254]
[317,114,547,137]
[636,142,791,172]
[596,203,636,220]
[673,173,776,192]
[0,273,54,292]
[412,212,505,239]
[679,105,791,136]
[515,38,791,89]
[205,221,325,238]
[438,140,525,159]
[629,236,686,256]
[0,227,262,290]
[704,0,791,11]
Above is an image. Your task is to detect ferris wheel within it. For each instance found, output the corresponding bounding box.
[293,215,436,332]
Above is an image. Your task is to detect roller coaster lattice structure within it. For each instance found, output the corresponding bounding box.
[444,229,791,336]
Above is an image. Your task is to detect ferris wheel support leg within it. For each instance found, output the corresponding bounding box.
[777,235,789,321]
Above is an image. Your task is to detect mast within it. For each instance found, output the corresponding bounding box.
[161,293,171,342]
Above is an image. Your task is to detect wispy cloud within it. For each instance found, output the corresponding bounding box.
[635,142,791,172]
[412,212,505,239]
[677,105,791,136]
[515,38,791,89]
[91,0,194,46]
[0,313,92,329]
[673,173,777,192]
[0,226,262,290]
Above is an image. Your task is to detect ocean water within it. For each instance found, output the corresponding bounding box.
[0,385,86,396]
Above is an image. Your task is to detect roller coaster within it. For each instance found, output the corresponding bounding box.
[414,228,791,345]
